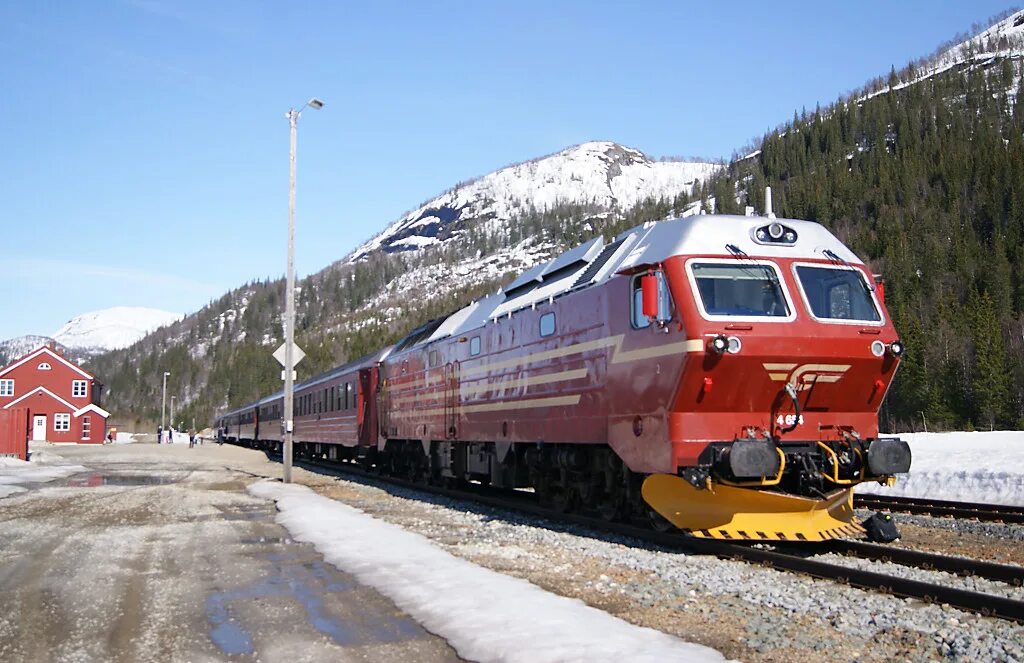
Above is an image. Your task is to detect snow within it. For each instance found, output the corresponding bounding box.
[0,452,86,498]
[348,141,720,262]
[51,306,183,352]
[857,431,1024,507]
[250,481,731,663]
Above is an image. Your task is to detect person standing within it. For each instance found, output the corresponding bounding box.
[157,425,162,445]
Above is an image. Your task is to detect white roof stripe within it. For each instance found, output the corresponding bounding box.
[74,403,110,418]
[0,346,93,380]
[3,386,78,411]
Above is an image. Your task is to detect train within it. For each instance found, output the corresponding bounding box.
[219,207,911,542]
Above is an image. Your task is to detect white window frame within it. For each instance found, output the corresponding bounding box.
[54,413,70,432]
[72,380,88,398]
[539,312,556,337]
[81,415,91,439]
[685,257,797,323]
[37,362,51,371]
[790,262,885,326]
[0,379,13,397]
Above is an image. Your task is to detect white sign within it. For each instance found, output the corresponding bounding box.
[273,342,306,367]
[280,370,297,381]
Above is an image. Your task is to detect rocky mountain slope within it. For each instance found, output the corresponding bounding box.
[349,141,717,260]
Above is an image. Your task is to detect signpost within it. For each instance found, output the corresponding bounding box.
[274,341,304,482]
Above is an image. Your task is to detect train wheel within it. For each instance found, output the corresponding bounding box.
[647,507,674,533]
[551,486,578,514]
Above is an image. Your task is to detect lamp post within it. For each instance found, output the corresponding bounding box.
[283,97,324,484]
[161,371,170,432]
[170,396,176,433]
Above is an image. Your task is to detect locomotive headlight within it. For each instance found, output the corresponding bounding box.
[768,222,784,240]
[870,340,886,357]
[709,334,728,354]
[726,336,742,354]
[889,340,905,357]
[784,231,796,243]
[756,229,767,241]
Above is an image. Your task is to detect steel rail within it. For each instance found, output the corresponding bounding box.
[821,540,1024,586]
[260,450,1024,623]
[855,494,1024,524]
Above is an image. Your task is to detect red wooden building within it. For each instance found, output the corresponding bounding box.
[0,344,109,444]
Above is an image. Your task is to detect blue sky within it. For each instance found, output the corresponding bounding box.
[0,1,1015,340]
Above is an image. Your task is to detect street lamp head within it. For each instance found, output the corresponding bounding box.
[164,371,170,377]
[307,98,324,110]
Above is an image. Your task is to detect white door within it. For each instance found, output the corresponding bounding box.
[32,415,46,441]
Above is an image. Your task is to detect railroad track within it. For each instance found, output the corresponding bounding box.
[259,450,1024,623]
[855,494,1024,524]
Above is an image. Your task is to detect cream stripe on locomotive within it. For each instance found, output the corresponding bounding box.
[389,368,588,408]
[388,335,702,409]
[388,394,583,419]
[456,334,704,379]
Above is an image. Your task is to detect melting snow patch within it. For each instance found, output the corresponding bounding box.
[858,431,1024,506]
[0,454,87,498]
[249,481,730,663]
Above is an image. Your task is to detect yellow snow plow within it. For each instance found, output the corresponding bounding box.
[642,473,862,541]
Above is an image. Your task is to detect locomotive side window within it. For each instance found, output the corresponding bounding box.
[539,312,556,337]
[631,272,673,328]
[469,336,481,357]
[689,262,791,319]
[428,350,440,368]
[795,265,881,323]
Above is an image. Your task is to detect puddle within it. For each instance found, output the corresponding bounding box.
[207,551,426,654]
[59,472,182,487]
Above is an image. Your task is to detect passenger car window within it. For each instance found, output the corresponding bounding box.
[539,312,556,337]
[690,262,790,318]
[796,265,880,322]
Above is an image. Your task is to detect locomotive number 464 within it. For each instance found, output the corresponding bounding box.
[776,414,804,427]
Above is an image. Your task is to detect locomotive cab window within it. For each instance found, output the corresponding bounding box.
[795,265,881,323]
[428,350,440,368]
[631,272,674,328]
[539,312,556,337]
[469,336,481,357]
[688,261,792,320]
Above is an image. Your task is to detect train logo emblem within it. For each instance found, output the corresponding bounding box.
[762,363,851,391]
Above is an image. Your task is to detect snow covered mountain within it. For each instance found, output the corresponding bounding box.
[50,307,183,353]
[348,141,719,261]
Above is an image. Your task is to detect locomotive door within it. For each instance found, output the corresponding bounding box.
[444,361,460,439]
[377,365,393,439]
[358,368,378,446]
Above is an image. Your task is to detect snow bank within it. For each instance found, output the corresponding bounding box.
[858,431,1024,506]
[0,453,87,498]
[250,481,730,663]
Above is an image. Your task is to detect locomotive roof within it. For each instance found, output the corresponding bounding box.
[223,213,864,417]
[416,213,863,344]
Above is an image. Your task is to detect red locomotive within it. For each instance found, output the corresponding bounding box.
[219,209,910,542]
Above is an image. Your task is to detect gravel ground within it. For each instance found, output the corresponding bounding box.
[295,464,1024,663]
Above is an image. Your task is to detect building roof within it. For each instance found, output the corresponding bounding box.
[3,386,78,411]
[0,346,93,380]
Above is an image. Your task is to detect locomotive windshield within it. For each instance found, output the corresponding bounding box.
[795,265,881,322]
[690,263,790,317]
